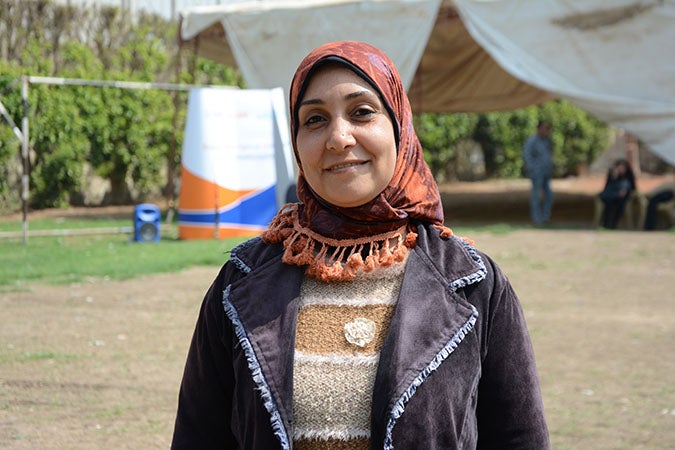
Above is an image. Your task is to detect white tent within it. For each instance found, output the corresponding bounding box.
[178,0,675,165]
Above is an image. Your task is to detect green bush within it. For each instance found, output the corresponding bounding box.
[0,2,241,212]
[29,84,89,207]
[415,100,610,181]
[415,112,478,182]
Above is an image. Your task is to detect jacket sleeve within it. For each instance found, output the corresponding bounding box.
[171,264,237,449]
[475,256,550,449]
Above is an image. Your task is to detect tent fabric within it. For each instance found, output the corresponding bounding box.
[180,0,441,96]
[179,0,549,113]
[406,5,551,113]
[179,0,675,165]
[453,0,675,164]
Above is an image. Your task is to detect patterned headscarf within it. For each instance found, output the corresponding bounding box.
[263,41,450,281]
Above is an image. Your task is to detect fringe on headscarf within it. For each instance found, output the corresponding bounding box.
[431,223,474,246]
[263,204,417,282]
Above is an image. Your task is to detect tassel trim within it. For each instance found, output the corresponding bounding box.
[263,204,415,282]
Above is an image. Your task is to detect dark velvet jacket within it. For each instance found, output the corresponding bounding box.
[171,223,550,449]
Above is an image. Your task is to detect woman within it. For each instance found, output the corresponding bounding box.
[171,41,549,449]
[599,159,636,229]
[643,182,674,230]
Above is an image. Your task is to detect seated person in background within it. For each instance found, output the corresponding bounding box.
[644,182,675,230]
[598,159,636,229]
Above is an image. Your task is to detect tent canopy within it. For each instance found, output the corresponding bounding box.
[178,0,675,165]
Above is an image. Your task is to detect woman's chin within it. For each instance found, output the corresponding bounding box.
[325,192,377,209]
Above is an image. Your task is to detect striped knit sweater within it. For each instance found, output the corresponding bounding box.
[293,258,407,450]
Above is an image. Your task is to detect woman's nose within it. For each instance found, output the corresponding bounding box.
[326,117,356,152]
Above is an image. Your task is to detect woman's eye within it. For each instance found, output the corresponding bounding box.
[353,107,376,119]
[303,114,325,127]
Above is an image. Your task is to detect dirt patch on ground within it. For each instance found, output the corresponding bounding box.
[1,176,674,449]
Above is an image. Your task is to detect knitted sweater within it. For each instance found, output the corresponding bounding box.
[293,259,407,449]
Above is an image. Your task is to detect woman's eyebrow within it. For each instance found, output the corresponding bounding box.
[299,90,375,108]
[299,98,323,107]
[345,90,372,100]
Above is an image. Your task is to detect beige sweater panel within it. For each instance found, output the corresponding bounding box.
[293,258,407,449]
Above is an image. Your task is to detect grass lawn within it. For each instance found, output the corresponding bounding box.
[0,216,245,288]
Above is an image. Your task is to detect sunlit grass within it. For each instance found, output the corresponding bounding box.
[0,216,246,287]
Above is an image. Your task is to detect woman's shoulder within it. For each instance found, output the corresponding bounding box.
[413,222,491,286]
[207,236,291,298]
[225,235,285,274]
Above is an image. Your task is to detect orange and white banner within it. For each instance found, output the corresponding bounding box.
[178,87,294,239]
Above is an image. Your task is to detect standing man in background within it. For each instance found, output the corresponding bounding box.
[523,121,554,225]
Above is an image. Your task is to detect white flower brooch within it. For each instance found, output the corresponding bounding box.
[344,317,376,347]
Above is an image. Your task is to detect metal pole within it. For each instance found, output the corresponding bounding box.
[0,99,24,142]
[28,76,203,91]
[166,32,183,225]
[21,76,29,245]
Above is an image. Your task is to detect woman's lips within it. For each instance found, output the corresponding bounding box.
[325,161,367,172]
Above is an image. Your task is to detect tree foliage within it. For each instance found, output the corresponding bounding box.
[414,113,478,182]
[0,0,241,210]
[416,101,610,181]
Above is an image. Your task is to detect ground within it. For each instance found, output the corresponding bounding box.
[1,175,674,449]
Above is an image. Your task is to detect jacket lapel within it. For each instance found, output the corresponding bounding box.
[371,228,482,448]
[226,252,304,448]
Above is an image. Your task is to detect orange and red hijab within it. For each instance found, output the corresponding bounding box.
[263,41,450,281]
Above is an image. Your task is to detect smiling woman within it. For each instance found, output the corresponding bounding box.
[171,41,550,450]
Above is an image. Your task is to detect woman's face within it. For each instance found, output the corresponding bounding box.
[295,65,397,208]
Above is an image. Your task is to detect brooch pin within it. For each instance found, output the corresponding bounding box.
[344,317,376,347]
